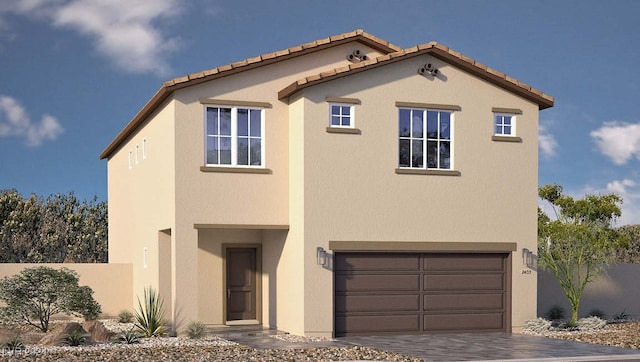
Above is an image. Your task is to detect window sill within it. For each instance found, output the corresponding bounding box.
[395,168,461,176]
[326,127,361,134]
[200,166,272,174]
[492,135,522,143]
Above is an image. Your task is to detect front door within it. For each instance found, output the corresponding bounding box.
[226,248,257,321]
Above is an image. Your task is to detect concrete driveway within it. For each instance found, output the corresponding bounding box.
[341,332,640,361]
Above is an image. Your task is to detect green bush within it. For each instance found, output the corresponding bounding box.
[186,321,206,339]
[134,287,166,337]
[0,267,102,332]
[118,310,134,323]
[113,328,141,344]
[59,330,90,346]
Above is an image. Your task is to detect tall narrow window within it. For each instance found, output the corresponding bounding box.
[205,106,264,167]
[399,108,452,170]
[128,151,132,169]
[135,144,139,164]
[142,137,147,159]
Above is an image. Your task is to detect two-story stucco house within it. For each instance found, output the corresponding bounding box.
[100,30,553,337]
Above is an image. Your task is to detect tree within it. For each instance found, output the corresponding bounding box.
[0,266,102,332]
[538,184,628,325]
[0,189,107,263]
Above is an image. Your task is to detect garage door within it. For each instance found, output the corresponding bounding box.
[334,253,509,336]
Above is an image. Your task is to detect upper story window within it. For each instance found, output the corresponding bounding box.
[205,106,264,167]
[399,108,452,170]
[494,113,515,136]
[330,103,354,128]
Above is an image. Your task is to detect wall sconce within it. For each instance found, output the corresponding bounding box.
[522,248,534,268]
[317,247,328,266]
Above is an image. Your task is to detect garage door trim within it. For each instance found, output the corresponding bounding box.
[329,240,517,252]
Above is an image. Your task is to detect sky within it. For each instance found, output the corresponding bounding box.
[0,0,639,225]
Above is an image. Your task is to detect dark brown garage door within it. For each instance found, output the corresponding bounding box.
[335,253,509,336]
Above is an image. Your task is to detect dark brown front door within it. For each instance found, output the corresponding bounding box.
[226,248,257,321]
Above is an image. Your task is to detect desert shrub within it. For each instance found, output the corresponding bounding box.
[2,336,25,354]
[118,310,134,323]
[0,266,101,332]
[113,328,141,344]
[186,321,206,339]
[612,309,631,322]
[577,316,607,331]
[134,287,166,337]
[546,305,565,321]
[59,330,90,346]
[523,318,552,333]
[588,308,605,319]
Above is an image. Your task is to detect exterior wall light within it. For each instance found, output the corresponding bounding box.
[522,248,534,268]
[317,247,328,266]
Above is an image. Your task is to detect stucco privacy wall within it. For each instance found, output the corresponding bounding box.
[538,265,640,320]
[298,54,540,335]
[0,264,132,317]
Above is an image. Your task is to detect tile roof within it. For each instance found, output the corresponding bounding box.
[278,42,554,109]
[100,30,400,159]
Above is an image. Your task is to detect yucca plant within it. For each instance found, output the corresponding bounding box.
[2,335,25,354]
[59,330,91,346]
[134,287,167,337]
[185,321,206,339]
[113,327,141,344]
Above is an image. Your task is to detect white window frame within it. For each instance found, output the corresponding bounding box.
[329,103,354,128]
[398,108,454,170]
[128,151,133,169]
[142,137,147,159]
[494,113,516,136]
[204,105,266,168]
[135,144,140,164]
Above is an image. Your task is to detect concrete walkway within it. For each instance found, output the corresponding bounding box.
[209,326,640,361]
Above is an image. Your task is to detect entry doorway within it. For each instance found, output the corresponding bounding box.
[225,247,260,322]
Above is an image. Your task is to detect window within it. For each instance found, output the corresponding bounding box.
[494,113,515,136]
[329,103,353,128]
[399,108,452,169]
[205,106,264,167]
[142,137,147,159]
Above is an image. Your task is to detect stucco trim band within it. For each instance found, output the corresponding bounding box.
[395,101,461,111]
[492,135,523,143]
[329,241,517,252]
[194,224,289,230]
[326,127,361,134]
[395,168,461,176]
[199,99,273,108]
[325,97,361,104]
[492,107,523,115]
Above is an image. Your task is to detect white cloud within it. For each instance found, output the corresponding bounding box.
[0,0,182,76]
[0,95,64,146]
[539,125,557,158]
[606,180,640,226]
[591,121,640,165]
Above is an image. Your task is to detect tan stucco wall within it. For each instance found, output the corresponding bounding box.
[106,99,176,325]
[297,54,539,335]
[0,264,132,317]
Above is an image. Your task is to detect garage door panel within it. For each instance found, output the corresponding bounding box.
[424,293,503,311]
[337,294,420,312]
[336,315,420,334]
[335,254,420,271]
[336,274,420,292]
[424,254,504,271]
[424,274,503,291]
[424,313,504,331]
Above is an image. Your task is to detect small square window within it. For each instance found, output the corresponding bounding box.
[494,114,515,136]
[329,103,354,128]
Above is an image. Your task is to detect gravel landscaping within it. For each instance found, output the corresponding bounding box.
[522,320,640,349]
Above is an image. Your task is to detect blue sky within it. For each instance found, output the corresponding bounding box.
[1,0,639,225]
